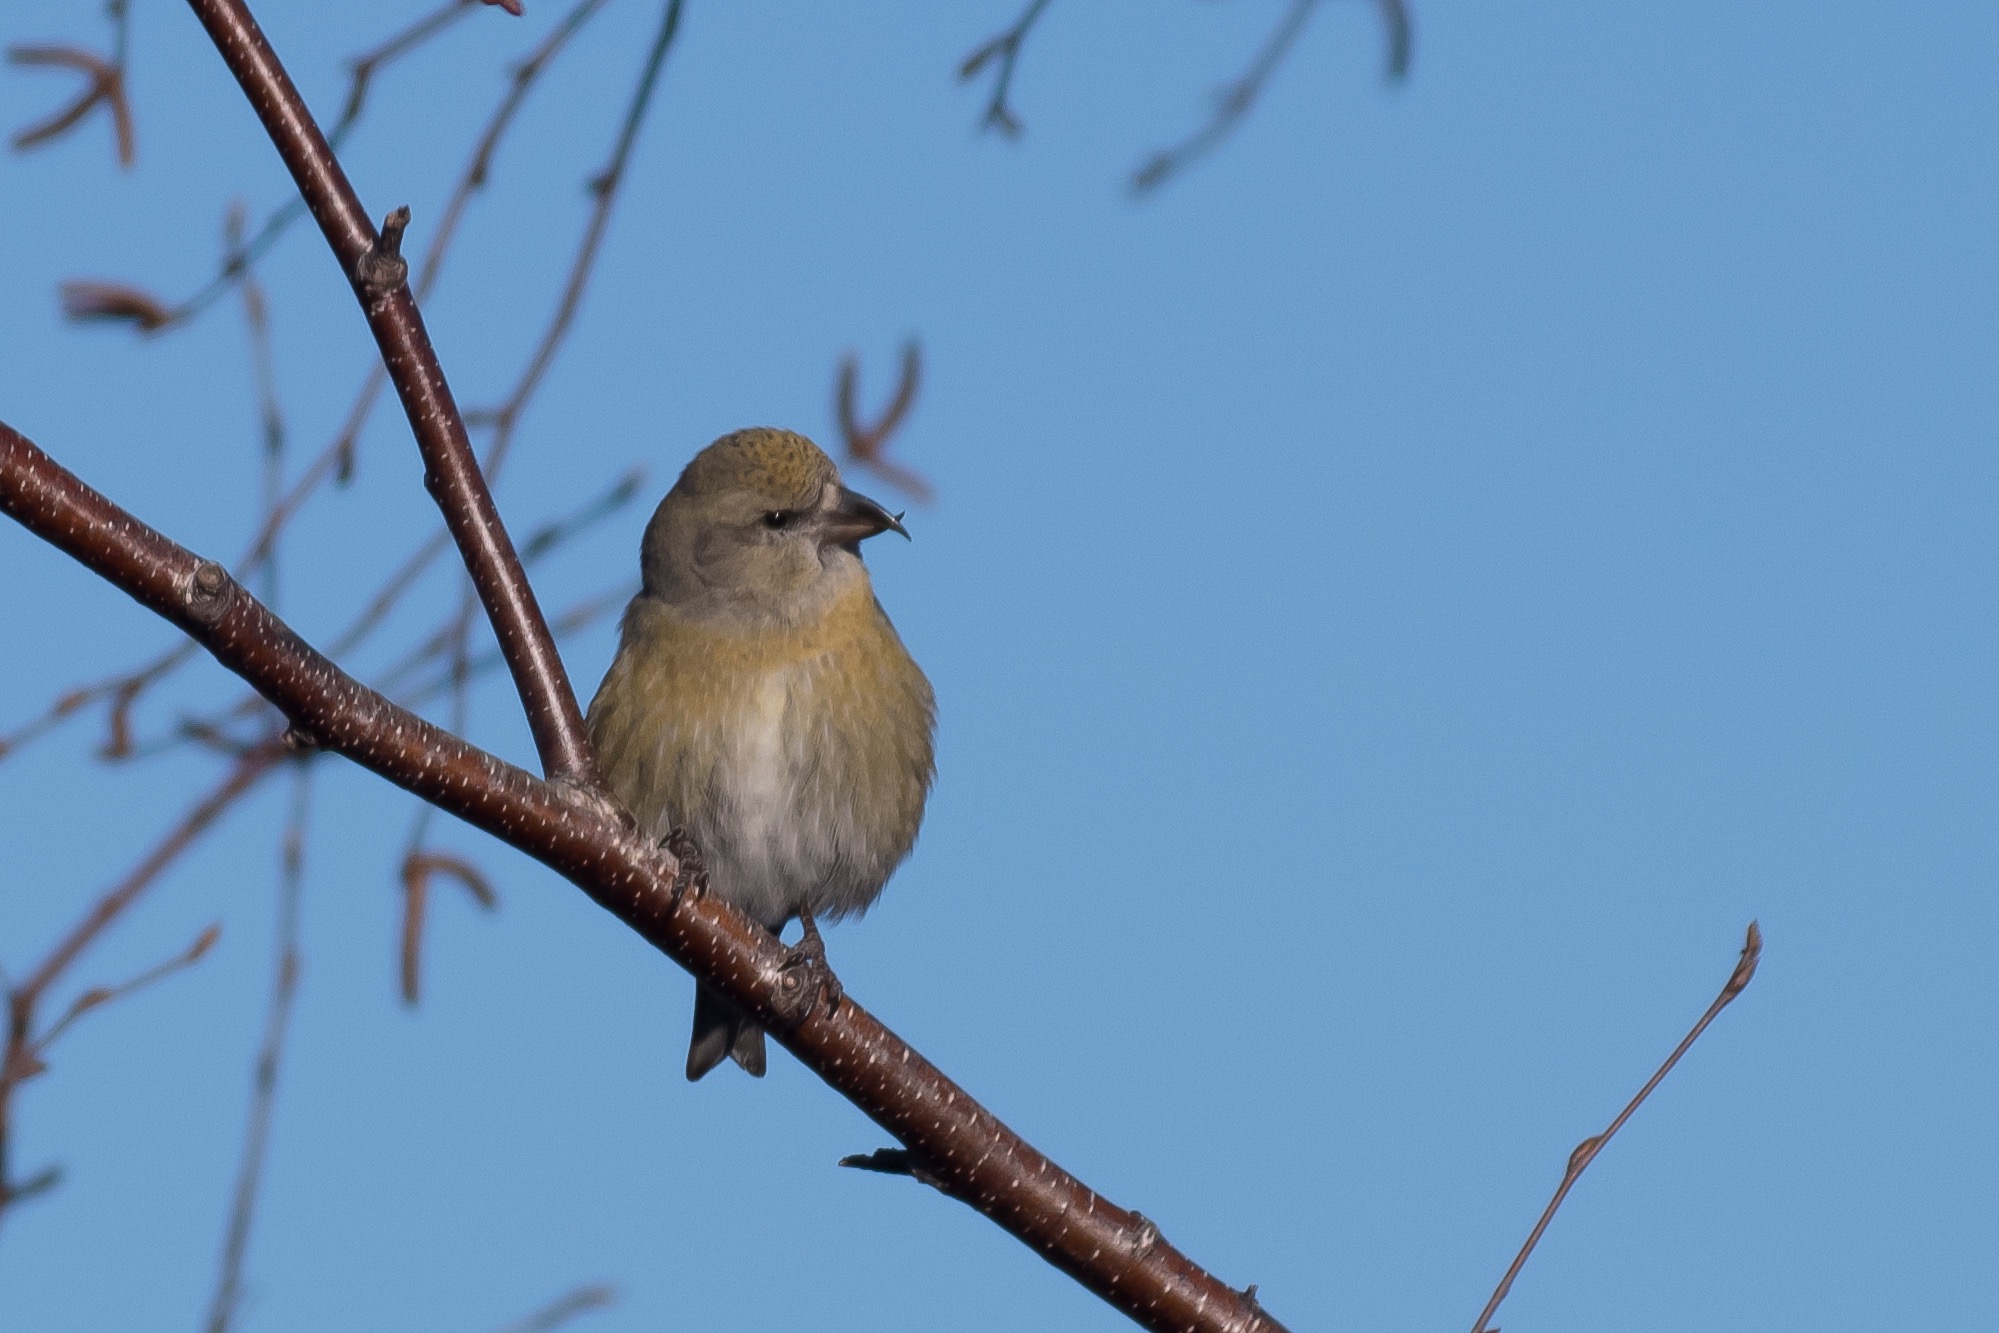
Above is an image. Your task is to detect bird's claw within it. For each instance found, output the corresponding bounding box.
[662,827,709,905]
[771,912,843,1025]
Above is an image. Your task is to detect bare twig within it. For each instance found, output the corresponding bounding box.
[835,342,931,503]
[182,0,601,788]
[958,0,1053,137]
[383,581,635,709]
[331,0,616,483]
[488,1284,617,1333]
[398,850,498,1005]
[28,923,222,1060]
[0,646,186,761]
[205,764,311,1333]
[157,0,484,329]
[2,416,1295,1333]
[1133,0,1323,196]
[0,741,282,1221]
[1132,0,1410,196]
[105,471,643,766]
[1373,0,1413,81]
[1469,922,1765,1333]
[227,204,288,607]
[464,0,683,475]
[7,42,135,166]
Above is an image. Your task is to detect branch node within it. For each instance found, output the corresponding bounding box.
[1125,1210,1161,1257]
[354,205,411,300]
[186,559,237,626]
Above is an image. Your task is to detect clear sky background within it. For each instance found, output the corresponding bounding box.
[2,2,1994,1330]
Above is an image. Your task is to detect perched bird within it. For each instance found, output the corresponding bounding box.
[587,428,935,1080]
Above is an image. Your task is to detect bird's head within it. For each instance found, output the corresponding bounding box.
[639,427,907,623]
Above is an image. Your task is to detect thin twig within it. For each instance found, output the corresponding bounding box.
[464,0,684,476]
[116,471,645,764]
[0,741,282,1222]
[27,924,222,1061]
[227,204,287,608]
[159,0,483,328]
[397,851,497,1005]
[487,1284,617,1333]
[1469,922,1765,1333]
[1128,0,1410,197]
[958,0,1053,138]
[205,763,312,1333]
[1373,0,1413,81]
[7,40,135,166]
[1132,0,1323,197]
[835,342,930,503]
[330,0,617,481]
[384,581,635,709]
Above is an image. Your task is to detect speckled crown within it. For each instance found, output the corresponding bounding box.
[677,428,836,508]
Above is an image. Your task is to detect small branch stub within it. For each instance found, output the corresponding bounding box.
[838,1147,947,1191]
[186,560,235,625]
[354,205,410,300]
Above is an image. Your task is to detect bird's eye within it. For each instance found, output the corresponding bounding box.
[762,510,797,530]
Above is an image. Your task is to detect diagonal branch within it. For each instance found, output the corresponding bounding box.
[1470,922,1764,1333]
[1131,0,1412,198]
[0,417,1292,1333]
[179,0,600,788]
[1133,0,1323,197]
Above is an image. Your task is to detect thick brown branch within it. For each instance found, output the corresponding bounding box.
[179,0,597,787]
[0,420,1291,1333]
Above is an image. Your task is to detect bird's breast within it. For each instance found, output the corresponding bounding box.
[719,666,798,865]
[589,585,934,928]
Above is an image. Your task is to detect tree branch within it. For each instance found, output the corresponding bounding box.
[179,0,598,788]
[1470,922,1764,1333]
[958,0,1053,138]
[0,417,1291,1333]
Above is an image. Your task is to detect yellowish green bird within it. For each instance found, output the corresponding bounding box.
[587,428,935,1080]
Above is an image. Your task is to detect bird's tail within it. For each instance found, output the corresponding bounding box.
[687,982,767,1080]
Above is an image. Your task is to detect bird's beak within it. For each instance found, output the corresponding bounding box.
[819,485,909,548]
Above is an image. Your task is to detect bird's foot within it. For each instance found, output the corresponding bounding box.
[661,827,708,905]
[771,911,843,1026]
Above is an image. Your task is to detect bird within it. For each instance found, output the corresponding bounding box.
[587,427,935,1080]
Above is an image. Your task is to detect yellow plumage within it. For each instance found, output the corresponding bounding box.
[587,429,934,1079]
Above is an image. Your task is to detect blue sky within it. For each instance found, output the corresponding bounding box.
[2,2,1994,1330]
